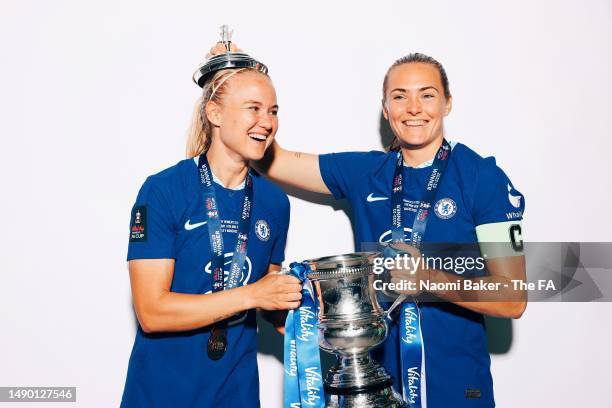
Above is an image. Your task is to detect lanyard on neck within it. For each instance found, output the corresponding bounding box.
[390,139,451,407]
[391,138,452,248]
[197,154,253,293]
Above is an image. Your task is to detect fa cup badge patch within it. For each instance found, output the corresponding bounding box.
[130,206,147,242]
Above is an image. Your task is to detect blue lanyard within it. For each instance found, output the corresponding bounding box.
[197,154,253,293]
[391,138,452,247]
[391,139,451,407]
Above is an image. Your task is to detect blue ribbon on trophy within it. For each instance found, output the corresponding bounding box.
[381,244,424,407]
[283,262,325,408]
[386,139,452,406]
[400,302,424,406]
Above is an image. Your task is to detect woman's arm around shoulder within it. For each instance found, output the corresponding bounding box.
[256,141,331,194]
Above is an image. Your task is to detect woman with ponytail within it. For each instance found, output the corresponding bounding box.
[121,50,301,408]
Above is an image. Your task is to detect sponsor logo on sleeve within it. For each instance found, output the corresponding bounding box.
[507,183,522,208]
[506,211,523,220]
[130,206,147,242]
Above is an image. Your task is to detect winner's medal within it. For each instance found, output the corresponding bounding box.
[207,326,228,360]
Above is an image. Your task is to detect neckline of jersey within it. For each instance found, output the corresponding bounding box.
[402,139,457,169]
[192,156,246,191]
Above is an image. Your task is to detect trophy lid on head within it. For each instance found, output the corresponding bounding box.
[192,25,269,88]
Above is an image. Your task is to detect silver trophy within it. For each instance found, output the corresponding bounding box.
[303,252,407,408]
[192,25,268,88]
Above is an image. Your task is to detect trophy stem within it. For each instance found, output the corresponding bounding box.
[325,352,393,393]
[324,352,407,407]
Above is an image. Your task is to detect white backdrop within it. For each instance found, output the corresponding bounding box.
[1,0,610,407]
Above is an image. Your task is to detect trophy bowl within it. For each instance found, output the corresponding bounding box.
[304,252,407,408]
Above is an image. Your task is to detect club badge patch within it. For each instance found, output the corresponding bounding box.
[254,219,270,242]
[130,206,147,242]
[434,198,457,219]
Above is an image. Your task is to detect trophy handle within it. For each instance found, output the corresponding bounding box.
[278,266,323,314]
[383,294,408,320]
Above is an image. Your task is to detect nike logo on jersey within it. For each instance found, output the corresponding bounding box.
[184,219,207,230]
[366,193,389,202]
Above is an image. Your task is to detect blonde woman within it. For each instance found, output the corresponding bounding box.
[121,53,301,407]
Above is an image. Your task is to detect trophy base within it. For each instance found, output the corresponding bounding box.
[323,354,408,407]
[325,384,407,408]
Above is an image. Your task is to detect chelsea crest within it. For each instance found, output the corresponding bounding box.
[434,198,457,219]
[255,219,271,241]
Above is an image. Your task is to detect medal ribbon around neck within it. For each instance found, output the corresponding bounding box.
[198,154,253,358]
[283,262,325,408]
[389,139,451,406]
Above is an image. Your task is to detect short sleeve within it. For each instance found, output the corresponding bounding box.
[127,177,177,261]
[270,195,290,264]
[472,157,526,226]
[319,152,370,200]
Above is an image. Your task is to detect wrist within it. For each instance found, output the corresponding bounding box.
[240,284,258,310]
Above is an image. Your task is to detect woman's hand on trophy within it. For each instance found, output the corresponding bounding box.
[206,42,242,59]
[387,242,430,296]
[247,273,302,311]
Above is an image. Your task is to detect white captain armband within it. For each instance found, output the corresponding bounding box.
[476,221,524,259]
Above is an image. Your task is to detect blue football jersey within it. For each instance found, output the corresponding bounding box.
[319,142,525,408]
[121,158,289,408]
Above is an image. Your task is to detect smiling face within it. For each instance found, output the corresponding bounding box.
[206,70,278,162]
[382,62,452,150]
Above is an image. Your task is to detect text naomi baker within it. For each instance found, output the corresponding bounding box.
[373,279,507,292]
